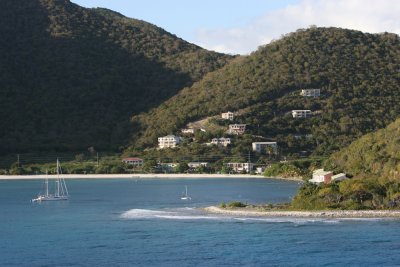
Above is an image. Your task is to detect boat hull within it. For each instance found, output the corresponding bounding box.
[32,196,69,202]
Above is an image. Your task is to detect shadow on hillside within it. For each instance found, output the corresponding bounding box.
[0,0,193,154]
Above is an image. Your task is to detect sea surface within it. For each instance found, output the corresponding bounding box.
[1,178,400,266]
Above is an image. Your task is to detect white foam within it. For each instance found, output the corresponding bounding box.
[120,209,225,220]
[121,209,345,223]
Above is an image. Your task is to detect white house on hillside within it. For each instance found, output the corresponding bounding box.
[221,111,234,121]
[122,157,144,167]
[309,169,333,184]
[300,89,320,97]
[229,124,246,135]
[181,128,195,134]
[211,137,231,147]
[188,162,210,169]
[158,135,182,149]
[225,162,254,173]
[252,142,278,154]
[292,110,312,118]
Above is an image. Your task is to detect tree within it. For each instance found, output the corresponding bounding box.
[175,162,189,173]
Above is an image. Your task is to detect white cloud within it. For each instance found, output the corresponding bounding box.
[195,0,400,55]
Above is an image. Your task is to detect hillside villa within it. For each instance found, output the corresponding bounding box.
[228,124,246,135]
[309,169,347,184]
[188,162,210,169]
[122,157,144,167]
[211,137,231,146]
[225,162,254,173]
[181,128,195,134]
[292,110,312,118]
[252,142,278,154]
[221,111,234,121]
[300,89,320,97]
[158,135,182,149]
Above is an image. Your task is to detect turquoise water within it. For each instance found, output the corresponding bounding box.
[1,178,400,266]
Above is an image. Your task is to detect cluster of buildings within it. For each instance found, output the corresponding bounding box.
[147,88,323,173]
[291,88,321,118]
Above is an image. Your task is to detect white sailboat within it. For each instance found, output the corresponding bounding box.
[180,185,191,200]
[32,159,69,202]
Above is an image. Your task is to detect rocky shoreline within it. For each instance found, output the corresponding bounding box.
[204,206,400,218]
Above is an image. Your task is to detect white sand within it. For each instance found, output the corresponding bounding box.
[0,173,270,180]
[204,206,400,218]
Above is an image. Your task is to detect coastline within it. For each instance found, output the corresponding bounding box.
[204,206,400,218]
[0,173,276,180]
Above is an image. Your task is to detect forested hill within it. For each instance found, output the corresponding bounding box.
[324,118,400,180]
[0,0,232,153]
[130,27,400,155]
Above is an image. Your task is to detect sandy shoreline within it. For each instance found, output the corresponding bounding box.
[0,173,276,180]
[204,206,400,218]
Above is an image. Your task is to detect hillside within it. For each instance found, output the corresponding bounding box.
[324,118,400,180]
[0,0,232,154]
[291,119,400,210]
[130,27,400,156]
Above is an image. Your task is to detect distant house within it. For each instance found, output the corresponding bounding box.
[221,111,234,121]
[181,128,195,134]
[122,157,144,167]
[158,135,182,149]
[188,162,210,169]
[309,169,333,184]
[225,162,254,173]
[292,110,312,118]
[211,137,231,147]
[229,124,246,135]
[252,142,278,154]
[300,89,320,97]
[158,162,178,172]
[255,166,266,174]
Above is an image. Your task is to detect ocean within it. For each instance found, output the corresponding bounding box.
[1,178,400,266]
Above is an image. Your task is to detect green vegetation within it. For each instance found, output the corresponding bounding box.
[0,0,232,154]
[291,118,400,210]
[130,27,400,157]
[291,179,400,210]
[324,118,400,180]
[263,159,322,179]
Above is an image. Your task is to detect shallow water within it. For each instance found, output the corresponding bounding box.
[1,178,400,266]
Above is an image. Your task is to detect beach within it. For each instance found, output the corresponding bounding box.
[204,206,400,218]
[0,173,271,180]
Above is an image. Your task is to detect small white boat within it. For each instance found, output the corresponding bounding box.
[32,159,69,202]
[180,185,191,200]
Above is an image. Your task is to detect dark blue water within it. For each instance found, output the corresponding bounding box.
[1,178,400,266]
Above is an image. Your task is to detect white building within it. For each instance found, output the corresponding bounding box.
[122,157,144,167]
[252,142,278,154]
[332,173,347,182]
[300,89,320,97]
[211,137,231,147]
[158,135,182,149]
[188,162,210,168]
[221,111,234,121]
[292,110,312,118]
[229,124,246,135]
[309,169,333,184]
[158,162,178,172]
[225,162,254,173]
[181,128,195,134]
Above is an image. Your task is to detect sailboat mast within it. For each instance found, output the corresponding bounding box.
[56,159,60,197]
[45,178,49,197]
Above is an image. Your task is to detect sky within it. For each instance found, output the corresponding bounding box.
[71,0,400,55]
